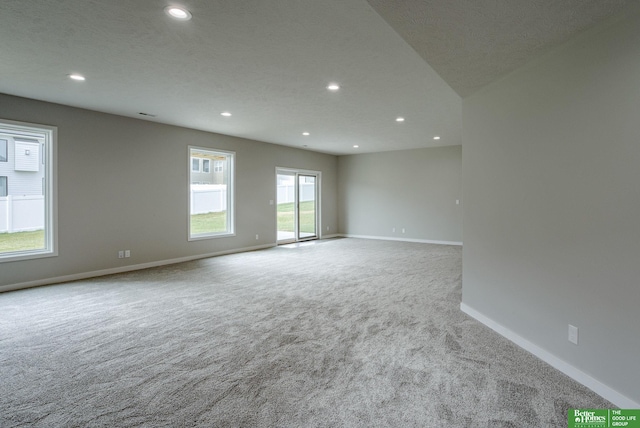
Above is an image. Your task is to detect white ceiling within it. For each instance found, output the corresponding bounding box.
[0,0,632,155]
[366,0,632,97]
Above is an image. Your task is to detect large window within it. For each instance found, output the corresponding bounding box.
[188,147,234,239]
[0,119,57,262]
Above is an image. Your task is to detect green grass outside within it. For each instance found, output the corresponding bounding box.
[190,211,228,235]
[0,230,45,254]
[277,200,316,234]
[2,205,315,251]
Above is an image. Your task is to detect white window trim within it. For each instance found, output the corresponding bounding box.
[0,119,58,263]
[188,146,235,240]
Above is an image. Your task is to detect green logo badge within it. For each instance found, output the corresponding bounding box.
[568,409,640,428]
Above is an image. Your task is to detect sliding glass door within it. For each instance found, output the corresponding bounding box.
[276,169,319,244]
[298,174,317,240]
[276,171,296,243]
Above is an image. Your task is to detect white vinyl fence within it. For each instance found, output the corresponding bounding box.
[0,195,45,233]
[190,184,227,214]
[277,183,315,204]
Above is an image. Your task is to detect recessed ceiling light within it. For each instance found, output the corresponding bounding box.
[433,136,441,140]
[165,6,192,20]
[396,117,405,122]
[302,132,310,136]
[353,145,359,148]
[221,112,232,117]
[68,74,85,81]
[327,83,340,91]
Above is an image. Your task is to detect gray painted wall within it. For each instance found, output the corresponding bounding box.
[463,11,640,404]
[0,94,338,288]
[338,146,462,243]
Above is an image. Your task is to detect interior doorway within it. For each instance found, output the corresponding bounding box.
[276,168,319,244]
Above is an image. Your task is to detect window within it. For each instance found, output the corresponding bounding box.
[0,139,7,162]
[191,157,200,172]
[189,147,234,239]
[0,119,57,262]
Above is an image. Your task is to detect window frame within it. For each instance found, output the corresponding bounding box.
[0,119,57,263]
[0,176,7,197]
[188,146,235,240]
[0,138,7,162]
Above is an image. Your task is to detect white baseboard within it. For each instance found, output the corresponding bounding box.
[321,233,341,239]
[0,243,276,294]
[339,233,462,246]
[460,302,640,409]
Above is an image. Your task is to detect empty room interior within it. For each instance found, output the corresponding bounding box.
[1,1,639,426]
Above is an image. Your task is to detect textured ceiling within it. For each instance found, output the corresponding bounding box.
[366,0,632,97]
[0,1,633,155]
[0,0,460,155]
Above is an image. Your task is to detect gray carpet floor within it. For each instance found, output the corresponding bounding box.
[0,238,612,427]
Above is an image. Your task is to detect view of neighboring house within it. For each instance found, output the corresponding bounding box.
[0,132,46,234]
[190,153,226,185]
[0,135,45,197]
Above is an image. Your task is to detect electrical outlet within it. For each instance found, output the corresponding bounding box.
[118,250,124,259]
[255,234,259,240]
[392,227,396,233]
[402,228,406,234]
[125,250,131,258]
[326,226,329,231]
[568,324,578,345]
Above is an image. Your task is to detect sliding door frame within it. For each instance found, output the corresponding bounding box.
[275,167,321,244]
